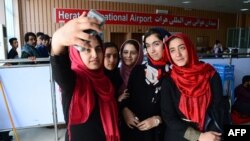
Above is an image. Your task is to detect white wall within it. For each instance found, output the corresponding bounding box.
[0,24,8,60]
[5,0,21,56]
[0,0,6,25]
[0,65,64,131]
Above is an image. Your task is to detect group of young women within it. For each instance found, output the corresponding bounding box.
[51,12,227,141]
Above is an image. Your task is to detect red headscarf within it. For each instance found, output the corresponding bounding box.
[164,33,216,131]
[147,45,168,66]
[144,27,171,79]
[144,27,170,66]
[68,46,120,141]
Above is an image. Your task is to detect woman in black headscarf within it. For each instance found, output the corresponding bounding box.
[121,28,171,141]
[103,42,123,100]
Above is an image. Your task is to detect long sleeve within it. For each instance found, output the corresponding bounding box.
[120,66,136,111]
[161,77,201,141]
[50,52,75,93]
[208,72,227,131]
[161,73,226,141]
[50,52,75,124]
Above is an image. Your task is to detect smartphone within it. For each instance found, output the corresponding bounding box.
[74,9,106,52]
[84,9,106,36]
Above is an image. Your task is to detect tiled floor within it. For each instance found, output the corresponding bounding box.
[9,127,66,141]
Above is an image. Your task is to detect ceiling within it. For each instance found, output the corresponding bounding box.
[102,0,250,14]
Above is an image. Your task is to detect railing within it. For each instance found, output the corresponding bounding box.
[0,57,59,141]
[198,53,250,65]
[0,58,50,68]
[198,52,250,58]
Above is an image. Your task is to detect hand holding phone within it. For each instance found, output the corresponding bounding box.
[84,9,106,36]
[74,9,106,52]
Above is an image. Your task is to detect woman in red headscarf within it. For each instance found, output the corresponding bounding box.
[50,12,119,141]
[161,33,226,141]
[121,28,171,141]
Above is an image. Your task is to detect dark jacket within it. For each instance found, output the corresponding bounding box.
[161,72,226,141]
[50,53,105,141]
[121,64,165,141]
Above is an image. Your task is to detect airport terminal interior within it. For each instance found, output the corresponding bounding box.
[1,0,250,141]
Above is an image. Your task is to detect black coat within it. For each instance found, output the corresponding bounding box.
[121,64,165,141]
[51,54,105,141]
[104,68,123,100]
[161,72,226,141]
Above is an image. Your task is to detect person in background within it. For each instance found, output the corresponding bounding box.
[36,32,44,46]
[231,75,250,125]
[103,42,124,139]
[121,28,171,141]
[4,37,19,65]
[103,42,123,100]
[118,39,143,140]
[222,47,230,58]
[21,32,40,59]
[232,75,250,117]
[161,33,226,141]
[213,40,223,58]
[8,37,19,59]
[44,35,52,55]
[51,12,119,141]
[37,34,50,57]
[119,39,143,102]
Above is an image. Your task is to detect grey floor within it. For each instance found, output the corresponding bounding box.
[9,127,66,141]
[6,122,250,141]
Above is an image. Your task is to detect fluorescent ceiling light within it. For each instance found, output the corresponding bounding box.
[243,0,250,3]
[240,8,249,11]
[182,1,191,4]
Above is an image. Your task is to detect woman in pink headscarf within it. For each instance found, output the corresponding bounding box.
[118,39,144,102]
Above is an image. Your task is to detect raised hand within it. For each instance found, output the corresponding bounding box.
[51,12,102,55]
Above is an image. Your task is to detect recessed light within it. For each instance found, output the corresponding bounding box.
[240,8,249,11]
[243,0,250,4]
[182,1,191,4]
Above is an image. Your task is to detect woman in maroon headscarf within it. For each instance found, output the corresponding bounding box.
[118,39,144,102]
[161,33,225,141]
[50,12,119,141]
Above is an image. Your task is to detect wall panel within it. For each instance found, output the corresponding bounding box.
[18,0,240,49]
[246,15,250,26]
[38,0,43,32]
[33,0,39,32]
[43,0,48,34]
[29,0,35,32]
[46,0,52,36]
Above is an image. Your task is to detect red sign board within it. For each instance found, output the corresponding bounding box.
[54,8,219,29]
